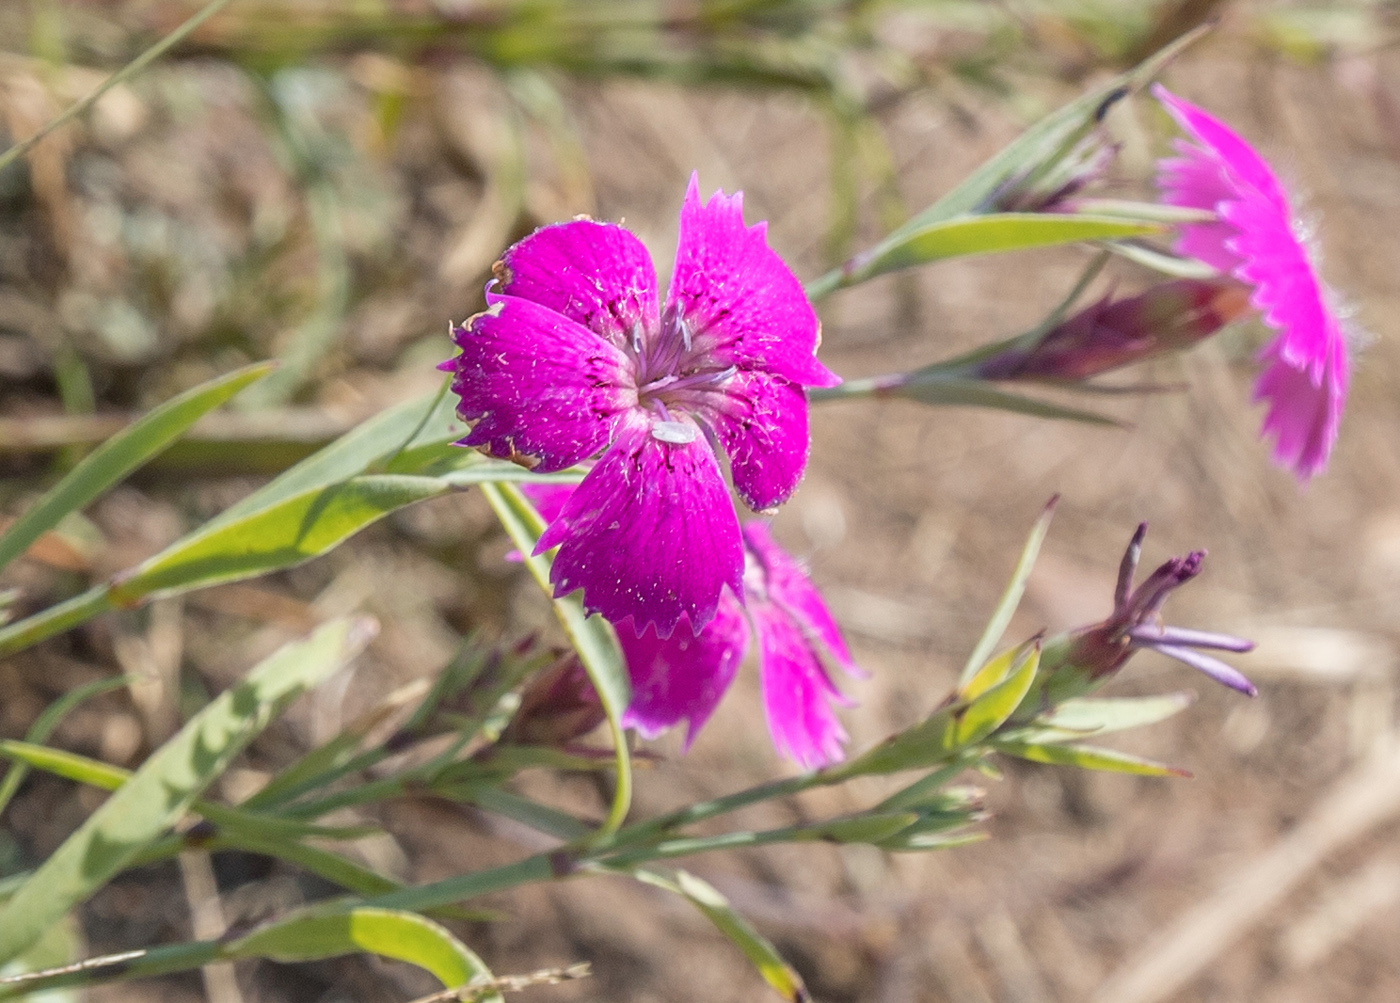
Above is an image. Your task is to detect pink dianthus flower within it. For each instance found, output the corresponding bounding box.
[1154,85,1349,479]
[445,175,838,635]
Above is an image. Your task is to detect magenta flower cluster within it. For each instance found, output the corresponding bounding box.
[447,176,856,767]
[446,175,837,638]
[1154,85,1350,479]
[442,86,1335,766]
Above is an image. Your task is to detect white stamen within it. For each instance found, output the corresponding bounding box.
[651,421,697,445]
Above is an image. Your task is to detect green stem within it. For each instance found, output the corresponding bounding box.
[803,267,846,301]
[360,854,559,913]
[0,585,114,659]
[599,768,847,851]
[0,0,240,176]
[0,941,222,1001]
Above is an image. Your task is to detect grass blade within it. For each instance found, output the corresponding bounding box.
[632,869,808,1003]
[225,906,499,1000]
[479,482,632,839]
[0,676,131,818]
[110,475,448,602]
[0,363,273,573]
[959,499,1057,687]
[0,0,239,177]
[0,617,376,965]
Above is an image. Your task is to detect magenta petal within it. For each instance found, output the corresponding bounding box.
[742,523,859,676]
[1157,142,1243,273]
[520,482,578,527]
[1222,195,1338,383]
[537,416,744,637]
[495,219,660,347]
[1153,85,1288,210]
[753,603,851,770]
[708,371,811,512]
[618,600,749,747]
[1253,339,1347,480]
[1154,85,1351,480]
[451,296,634,471]
[665,174,838,389]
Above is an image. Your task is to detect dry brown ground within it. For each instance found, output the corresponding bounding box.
[4,5,1400,1003]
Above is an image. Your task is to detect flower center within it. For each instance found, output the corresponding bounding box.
[630,311,735,436]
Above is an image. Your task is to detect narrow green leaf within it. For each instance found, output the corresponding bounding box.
[792,811,920,844]
[480,482,633,838]
[895,29,1207,231]
[950,642,1041,748]
[844,214,1159,285]
[0,741,130,792]
[0,364,273,572]
[635,870,808,1003]
[1036,693,1196,736]
[894,378,1120,426]
[468,787,592,841]
[0,914,81,1003]
[882,831,989,852]
[0,617,375,966]
[960,499,1057,687]
[0,942,222,1001]
[0,676,130,817]
[1107,239,1221,278]
[207,389,460,531]
[994,739,1189,777]
[850,642,1039,777]
[110,475,447,603]
[804,29,1208,300]
[1069,199,1217,224]
[959,643,1023,702]
[225,906,498,999]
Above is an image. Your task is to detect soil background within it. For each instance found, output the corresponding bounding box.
[4,2,1400,1002]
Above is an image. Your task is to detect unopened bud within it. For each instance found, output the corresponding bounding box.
[976,279,1251,382]
[501,654,606,747]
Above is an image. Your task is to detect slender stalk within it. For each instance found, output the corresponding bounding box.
[0,585,114,659]
[0,0,240,176]
[360,854,559,914]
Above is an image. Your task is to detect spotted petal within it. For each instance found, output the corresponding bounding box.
[665,174,838,389]
[708,371,811,512]
[536,415,744,637]
[617,600,749,747]
[494,219,660,348]
[450,296,634,471]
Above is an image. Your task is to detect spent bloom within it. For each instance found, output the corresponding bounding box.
[1154,85,1350,480]
[974,278,1251,382]
[617,521,861,771]
[1065,524,1256,696]
[444,175,838,637]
